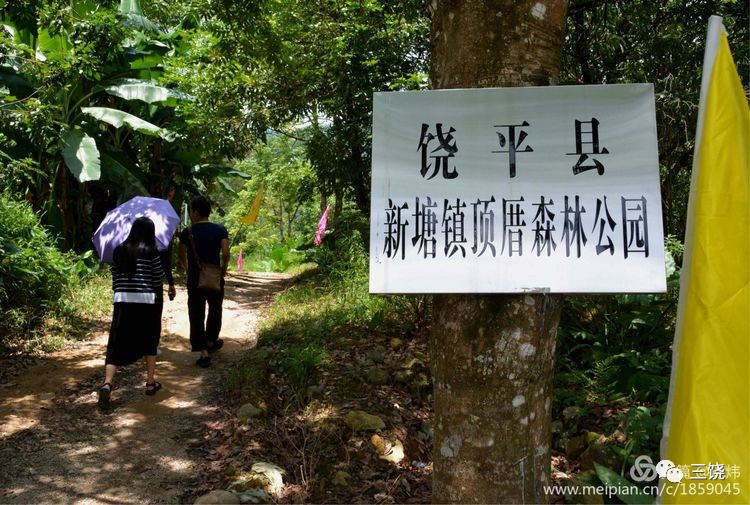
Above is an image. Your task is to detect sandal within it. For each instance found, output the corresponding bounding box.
[145,381,162,396]
[98,383,112,410]
[207,339,224,353]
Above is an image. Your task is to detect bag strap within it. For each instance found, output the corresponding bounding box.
[187,226,203,271]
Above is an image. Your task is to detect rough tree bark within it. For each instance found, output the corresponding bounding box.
[428,1,569,503]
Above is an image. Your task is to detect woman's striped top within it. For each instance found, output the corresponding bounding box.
[111,255,164,304]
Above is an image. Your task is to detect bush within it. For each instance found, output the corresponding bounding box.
[0,193,80,346]
[254,209,419,408]
[303,208,370,278]
[554,247,680,408]
[552,243,682,463]
[272,342,328,405]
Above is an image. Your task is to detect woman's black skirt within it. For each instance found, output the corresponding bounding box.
[105,302,161,366]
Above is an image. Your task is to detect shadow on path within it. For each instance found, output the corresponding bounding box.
[0,272,289,504]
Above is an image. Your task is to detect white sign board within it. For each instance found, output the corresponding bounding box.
[369,84,666,294]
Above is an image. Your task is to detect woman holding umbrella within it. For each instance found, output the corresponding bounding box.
[98,217,167,410]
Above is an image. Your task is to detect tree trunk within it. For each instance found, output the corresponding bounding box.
[431,294,564,503]
[429,1,568,503]
[349,135,370,217]
[56,162,74,252]
[334,187,343,219]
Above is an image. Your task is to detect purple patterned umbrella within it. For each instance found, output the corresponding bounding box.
[92,196,180,262]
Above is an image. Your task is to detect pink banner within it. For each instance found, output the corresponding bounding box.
[314,205,330,246]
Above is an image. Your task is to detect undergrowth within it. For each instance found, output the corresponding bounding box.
[226,209,420,407]
[553,241,683,466]
[0,193,107,353]
[224,208,684,501]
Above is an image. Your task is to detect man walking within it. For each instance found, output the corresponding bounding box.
[179,196,230,368]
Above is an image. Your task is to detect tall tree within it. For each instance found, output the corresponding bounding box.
[209,0,429,215]
[428,1,568,503]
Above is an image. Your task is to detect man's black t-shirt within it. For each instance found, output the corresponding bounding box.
[179,222,229,283]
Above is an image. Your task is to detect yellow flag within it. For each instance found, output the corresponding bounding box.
[661,16,750,504]
[240,182,265,225]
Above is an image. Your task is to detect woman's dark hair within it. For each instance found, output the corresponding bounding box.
[113,217,157,275]
[190,196,211,218]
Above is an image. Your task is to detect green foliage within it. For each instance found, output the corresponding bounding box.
[554,243,683,466]
[664,234,684,267]
[21,270,110,351]
[0,193,77,344]
[225,352,267,395]
[272,342,328,405]
[303,208,370,278]
[158,27,263,162]
[594,462,654,504]
[256,210,416,406]
[619,405,664,464]
[556,245,681,406]
[268,242,305,273]
[562,0,749,240]
[221,134,320,272]
[1,0,254,251]
[1,1,163,249]
[210,0,429,212]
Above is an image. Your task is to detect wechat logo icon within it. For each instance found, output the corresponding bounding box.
[630,455,685,483]
[657,460,685,483]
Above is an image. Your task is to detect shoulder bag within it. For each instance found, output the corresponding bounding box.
[188,226,222,292]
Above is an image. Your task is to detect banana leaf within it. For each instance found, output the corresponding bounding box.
[81,106,176,141]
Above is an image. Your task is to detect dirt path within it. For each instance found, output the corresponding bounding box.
[0,272,289,504]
